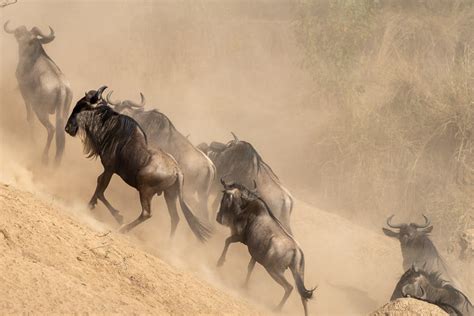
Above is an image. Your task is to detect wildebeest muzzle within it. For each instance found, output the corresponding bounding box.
[65,118,78,136]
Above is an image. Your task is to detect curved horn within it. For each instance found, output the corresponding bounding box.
[105,90,120,106]
[231,132,239,141]
[4,20,16,34]
[96,85,107,99]
[413,214,430,229]
[31,26,55,42]
[386,215,403,229]
[220,178,227,188]
[127,92,145,108]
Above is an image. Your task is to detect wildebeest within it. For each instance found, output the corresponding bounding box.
[64,86,211,242]
[4,21,72,165]
[199,133,294,232]
[0,0,17,8]
[216,180,314,315]
[382,215,452,277]
[391,265,473,316]
[105,91,216,221]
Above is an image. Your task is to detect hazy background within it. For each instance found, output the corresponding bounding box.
[0,0,473,314]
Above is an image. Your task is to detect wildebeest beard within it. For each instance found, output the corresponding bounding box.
[76,106,148,161]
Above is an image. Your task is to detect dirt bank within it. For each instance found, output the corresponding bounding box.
[0,183,260,315]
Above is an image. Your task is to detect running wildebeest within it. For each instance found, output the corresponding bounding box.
[216,180,314,315]
[0,0,17,8]
[105,91,216,221]
[382,215,452,276]
[199,133,294,232]
[391,265,473,316]
[4,21,72,165]
[64,86,211,242]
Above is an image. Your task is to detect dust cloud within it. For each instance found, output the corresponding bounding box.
[0,1,472,315]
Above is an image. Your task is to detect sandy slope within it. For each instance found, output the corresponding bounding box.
[0,183,260,315]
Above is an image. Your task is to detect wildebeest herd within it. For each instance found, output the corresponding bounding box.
[4,21,473,316]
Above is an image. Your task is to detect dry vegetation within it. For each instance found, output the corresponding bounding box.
[295,0,474,243]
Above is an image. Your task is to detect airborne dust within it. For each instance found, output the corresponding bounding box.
[1,1,472,315]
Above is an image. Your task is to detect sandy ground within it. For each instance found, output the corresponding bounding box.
[0,183,262,315]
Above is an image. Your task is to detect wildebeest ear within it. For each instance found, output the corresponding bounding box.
[421,226,433,233]
[382,228,399,238]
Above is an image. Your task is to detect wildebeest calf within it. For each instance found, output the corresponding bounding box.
[64,86,211,242]
[391,265,473,316]
[216,180,314,315]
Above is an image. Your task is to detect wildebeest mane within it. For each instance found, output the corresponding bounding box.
[229,182,295,239]
[419,270,473,315]
[78,105,147,159]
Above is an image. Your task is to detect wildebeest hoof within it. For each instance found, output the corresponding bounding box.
[88,202,96,210]
[118,225,129,234]
[216,258,225,267]
[114,213,124,225]
[41,154,49,165]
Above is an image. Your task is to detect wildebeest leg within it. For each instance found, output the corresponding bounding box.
[89,170,123,224]
[54,88,71,165]
[164,188,180,239]
[119,189,154,233]
[243,258,256,288]
[217,234,240,267]
[34,108,55,164]
[266,268,293,312]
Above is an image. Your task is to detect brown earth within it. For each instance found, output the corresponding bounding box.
[0,183,261,315]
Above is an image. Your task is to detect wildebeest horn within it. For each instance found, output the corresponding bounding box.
[31,26,55,42]
[3,20,16,34]
[386,215,403,229]
[130,93,145,108]
[413,214,430,229]
[105,90,120,106]
[95,85,107,101]
[220,178,228,188]
[231,132,239,141]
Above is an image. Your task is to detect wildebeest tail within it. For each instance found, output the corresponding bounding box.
[291,248,316,301]
[55,86,73,164]
[177,172,212,242]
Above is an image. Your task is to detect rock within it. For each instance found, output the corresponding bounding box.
[371,298,448,316]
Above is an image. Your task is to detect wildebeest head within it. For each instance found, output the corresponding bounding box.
[4,21,55,50]
[382,215,433,246]
[105,90,145,115]
[399,265,432,300]
[65,85,108,136]
[216,179,258,226]
[393,264,473,315]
